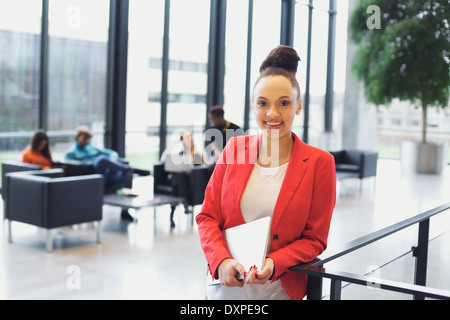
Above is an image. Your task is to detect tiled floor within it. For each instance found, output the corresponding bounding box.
[0,159,449,300]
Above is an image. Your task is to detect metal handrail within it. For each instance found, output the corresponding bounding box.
[290,202,450,300]
[297,264,450,300]
[313,202,450,267]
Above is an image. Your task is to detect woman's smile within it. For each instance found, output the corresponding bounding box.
[264,120,284,130]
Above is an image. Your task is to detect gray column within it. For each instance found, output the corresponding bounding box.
[342,0,377,151]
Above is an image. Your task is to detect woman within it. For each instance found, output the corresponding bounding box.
[178,129,204,167]
[195,46,336,300]
[161,130,205,227]
[22,130,53,169]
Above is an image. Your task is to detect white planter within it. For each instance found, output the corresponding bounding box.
[400,140,447,174]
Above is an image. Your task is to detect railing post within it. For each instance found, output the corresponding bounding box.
[413,218,430,300]
[330,279,342,300]
[307,275,323,300]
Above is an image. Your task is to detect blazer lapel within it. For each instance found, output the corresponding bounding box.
[271,134,310,230]
[234,134,261,219]
[231,133,309,227]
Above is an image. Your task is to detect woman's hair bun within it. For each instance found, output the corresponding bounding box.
[259,45,300,75]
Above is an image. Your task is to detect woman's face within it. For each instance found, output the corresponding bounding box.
[182,131,193,149]
[37,139,47,152]
[252,75,302,140]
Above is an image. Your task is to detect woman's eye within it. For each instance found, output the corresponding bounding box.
[257,101,267,107]
[280,100,290,107]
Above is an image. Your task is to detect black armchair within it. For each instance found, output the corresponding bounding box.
[2,161,44,221]
[4,169,103,251]
[330,150,378,180]
[2,160,42,201]
[60,159,133,194]
[330,150,378,194]
[153,162,211,227]
[2,159,132,195]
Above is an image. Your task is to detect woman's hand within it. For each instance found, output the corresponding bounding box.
[217,258,246,287]
[244,258,274,285]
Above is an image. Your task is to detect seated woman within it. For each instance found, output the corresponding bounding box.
[161,130,205,228]
[22,130,54,169]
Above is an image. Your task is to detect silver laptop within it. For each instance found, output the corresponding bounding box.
[164,153,193,173]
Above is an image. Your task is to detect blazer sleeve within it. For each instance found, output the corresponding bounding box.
[195,139,235,279]
[267,152,336,280]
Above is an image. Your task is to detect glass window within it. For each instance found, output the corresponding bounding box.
[333,0,349,150]
[126,0,165,170]
[166,0,210,152]
[223,0,249,129]
[293,0,331,147]
[377,102,450,162]
[294,1,350,150]
[0,0,42,167]
[294,2,310,141]
[306,5,329,147]
[248,0,281,134]
[47,0,109,157]
[312,0,329,11]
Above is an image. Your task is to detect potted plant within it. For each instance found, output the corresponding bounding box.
[349,0,449,174]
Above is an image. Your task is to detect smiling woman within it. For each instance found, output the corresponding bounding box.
[196,45,337,300]
[252,46,303,167]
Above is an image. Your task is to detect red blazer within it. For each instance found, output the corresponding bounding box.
[196,133,336,300]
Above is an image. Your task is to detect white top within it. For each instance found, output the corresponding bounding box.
[206,162,291,300]
[160,143,204,172]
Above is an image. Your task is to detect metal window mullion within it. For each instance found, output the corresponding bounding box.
[105,0,116,150]
[302,0,313,143]
[206,0,227,126]
[159,0,170,157]
[243,0,253,132]
[115,0,129,157]
[280,0,295,46]
[39,0,49,131]
[106,0,129,156]
[324,0,337,133]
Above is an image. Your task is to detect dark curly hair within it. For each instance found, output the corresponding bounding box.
[254,45,302,101]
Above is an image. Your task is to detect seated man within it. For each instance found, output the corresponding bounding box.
[204,106,243,169]
[65,126,149,190]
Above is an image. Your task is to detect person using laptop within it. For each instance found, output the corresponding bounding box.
[161,130,204,227]
[196,46,336,300]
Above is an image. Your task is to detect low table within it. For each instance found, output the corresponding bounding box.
[103,193,186,228]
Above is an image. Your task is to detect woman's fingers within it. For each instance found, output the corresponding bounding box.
[244,258,274,284]
[258,258,274,280]
[218,258,275,286]
[218,259,245,287]
[245,265,264,284]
